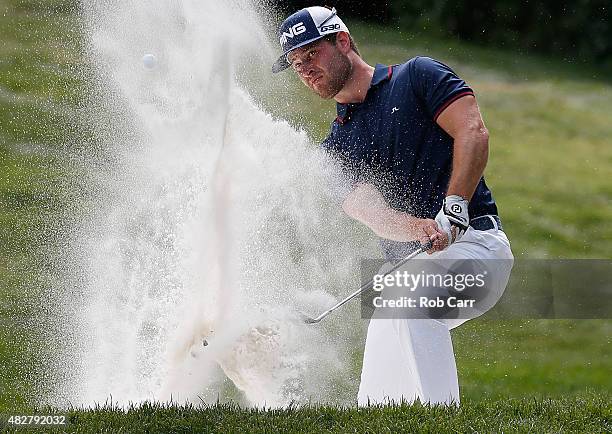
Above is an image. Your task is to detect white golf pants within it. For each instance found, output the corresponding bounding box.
[357,226,514,406]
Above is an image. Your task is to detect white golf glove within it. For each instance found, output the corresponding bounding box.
[435,195,470,245]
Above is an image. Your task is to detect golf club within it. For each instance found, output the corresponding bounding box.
[301,240,433,324]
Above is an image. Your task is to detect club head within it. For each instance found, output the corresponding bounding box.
[298,311,321,324]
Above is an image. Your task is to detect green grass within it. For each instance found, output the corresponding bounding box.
[454,320,611,400]
[0,0,83,412]
[1,396,610,433]
[0,0,610,431]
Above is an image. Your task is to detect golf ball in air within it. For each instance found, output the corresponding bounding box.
[142,53,157,70]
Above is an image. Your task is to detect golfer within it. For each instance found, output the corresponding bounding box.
[272,6,513,405]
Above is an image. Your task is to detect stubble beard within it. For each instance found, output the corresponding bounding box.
[314,51,352,99]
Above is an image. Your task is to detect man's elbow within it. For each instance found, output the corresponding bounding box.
[459,123,489,156]
[467,122,489,147]
[478,127,489,162]
[479,126,489,148]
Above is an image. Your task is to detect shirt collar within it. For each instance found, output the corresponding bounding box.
[371,63,393,87]
[335,64,393,121]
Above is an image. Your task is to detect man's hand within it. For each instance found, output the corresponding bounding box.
[435,195,469,246]
[415,218,448,254]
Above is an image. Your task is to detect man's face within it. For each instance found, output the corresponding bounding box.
[288,36,352,99]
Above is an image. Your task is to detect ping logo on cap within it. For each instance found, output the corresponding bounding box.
[279,22,307,45]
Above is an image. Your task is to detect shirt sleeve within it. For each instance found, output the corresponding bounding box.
[410,56,474,121]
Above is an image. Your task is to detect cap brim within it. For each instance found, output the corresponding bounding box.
[272,55,290,74]
[271,35,329,74]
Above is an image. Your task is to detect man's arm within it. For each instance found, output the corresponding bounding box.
[339,92,487,251]
[342,182,444,247]
[430,94,488,245]
[436,95,489,200]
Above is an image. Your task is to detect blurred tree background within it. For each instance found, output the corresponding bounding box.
[274,1,611,68]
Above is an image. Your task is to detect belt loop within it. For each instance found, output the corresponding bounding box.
[487,215,498,231]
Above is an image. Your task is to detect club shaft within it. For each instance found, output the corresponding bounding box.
[311,243,430,322]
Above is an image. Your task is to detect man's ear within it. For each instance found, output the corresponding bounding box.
[335,31,352,54]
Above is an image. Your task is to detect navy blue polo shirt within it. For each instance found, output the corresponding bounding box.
[321,56,498,220]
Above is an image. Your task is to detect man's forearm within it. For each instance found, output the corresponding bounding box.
[446,128,489,200]
[342,183,426,242]
[436,95,489,201]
